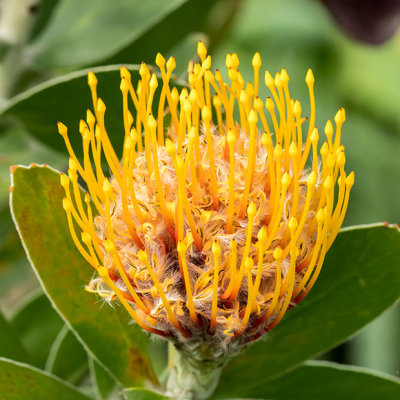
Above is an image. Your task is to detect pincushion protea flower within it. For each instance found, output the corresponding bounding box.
[59,42,353,397]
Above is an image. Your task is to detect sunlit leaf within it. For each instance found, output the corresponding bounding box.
[0,357,92,400]
[10,165,157,387]
[218,361,400,399]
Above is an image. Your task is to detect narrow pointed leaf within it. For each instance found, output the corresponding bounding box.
[219,361,400,399]
[46,325,89,384]
[29,0,187,68]
[0,357,92,400]
[10,165,156,387]
[1,65,186,159]
[214,224,400,397]
[0,310,30,363]
[10,291,64,368]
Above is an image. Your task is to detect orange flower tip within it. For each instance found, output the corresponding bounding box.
[81,231,92,245]
[337,152,346,166]
[147,114,157,130]
[205,69,214,82]
[254,97,263,111]
[166,56,176,72]
[212,241,221,257]
[346,172,355,187]
[69,157,78,172]
[62,198,72,212]
[324,175,334,191]
[231,53,240,69]
[155,52,166,68]
[289,142,298,157]
[310,127,319,143]
[257,226,267,242]
[120,77,129,93]
[252,52,262,70]
[202,55,212,70]
[305,68,315,87]
[29,163,37,168]
[150,73,158,89]
[57,122,67,136]
[88,71,97,87]
[274,143,283,158]
[228,68,238,82]
[97,98,106,114]
[316,208,325,223]
[197,41,207,62]
[324,120,333,137]
[293,100,302,116]
[120,65,131,80]
[202,106,212,121]
[289,216,298,232]
[239,90,248,104]
[273,246,283,260]
[320,142,329,157]
[9,165,17,174]
[280,68,289,84]
[248,109,258,124]
[261,133,269,147]
[165,139,176,157]
[9,185,13,193]
[139,62,149,78]
[102,179,112,193]
[60,173,69,188]
[227,129,236,146]
[213,94,222,108]
[225,53,233,68]
[124,136,133,151]
[183,99,192,114]
[171,87,179,104]
[307,171,317,187]
[247,202,257,218]
[282,172,291,188]
[104,239,115,252]
[274,72,282,88]
[265,97,274,111]
[138,249,148,263]
[334,109,344,125]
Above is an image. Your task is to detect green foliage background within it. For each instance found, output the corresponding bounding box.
[0,0,399,398]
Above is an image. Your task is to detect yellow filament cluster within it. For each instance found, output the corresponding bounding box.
[60,42,353,343]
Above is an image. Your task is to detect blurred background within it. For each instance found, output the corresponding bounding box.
[0,0,399,382]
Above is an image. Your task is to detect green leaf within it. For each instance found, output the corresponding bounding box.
[0,310,30,363]
[214,224,400,398]
[0,128,65,209]
[1,65,186,159]
[10,290,64,368]
[89,357,118,400]
[123,388,169,400]
[102,0,217,67]
[29,0,187,68]
[0,357,92,400]
[10,165,156,387]
[219,361,400,399]
[46,325,89,384]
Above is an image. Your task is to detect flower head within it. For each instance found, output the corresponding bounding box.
[60,42,353,354]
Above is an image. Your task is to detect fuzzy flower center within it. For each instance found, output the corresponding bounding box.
[60,42,353,350]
